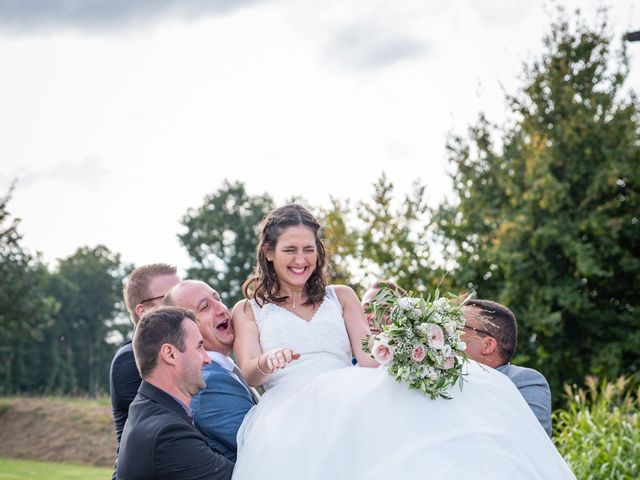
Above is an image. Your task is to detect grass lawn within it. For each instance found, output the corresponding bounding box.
[0,458,111,479]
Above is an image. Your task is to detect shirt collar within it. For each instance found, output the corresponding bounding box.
[168,393,193,419]
[207,351,235,372]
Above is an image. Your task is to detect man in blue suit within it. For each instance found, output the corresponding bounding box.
[165,280,258,462]
[462,299,552,437]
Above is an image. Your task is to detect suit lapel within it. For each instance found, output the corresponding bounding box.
[207,361,259,404]
[232,365,260,404]
[138,381,194,424]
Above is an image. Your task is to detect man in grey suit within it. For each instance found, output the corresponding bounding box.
[462,299,552,436]
[164,280,259,461]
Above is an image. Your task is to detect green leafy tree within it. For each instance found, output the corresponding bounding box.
[49,245,128,395]
[435,10,640,400]
[0,186,54,393]
[179,181,274,305]
[355,174,443,293]
[317,197,358,286]
[316,175,443,294]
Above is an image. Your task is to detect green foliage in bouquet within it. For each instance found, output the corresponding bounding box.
[362,288,470,399]
[554,376,640,479]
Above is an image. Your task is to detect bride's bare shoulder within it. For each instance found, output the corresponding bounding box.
[231,298,256,322]
[332,284,359,302]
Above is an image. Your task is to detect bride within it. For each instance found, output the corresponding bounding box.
[231,204,574,480]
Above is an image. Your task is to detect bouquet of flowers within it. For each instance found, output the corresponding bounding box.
[362,289,470,399]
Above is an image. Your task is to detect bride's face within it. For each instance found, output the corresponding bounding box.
[266,225,318,291]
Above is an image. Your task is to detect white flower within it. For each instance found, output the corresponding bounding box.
[397,297,412,310]
[431,312,443,323]
[433,297,449,310]
[445,320,457,336]
[416,323,429,337]
[425,367,439,381]
[456,341,467,351]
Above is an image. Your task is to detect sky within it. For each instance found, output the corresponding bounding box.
[1,0,638,273]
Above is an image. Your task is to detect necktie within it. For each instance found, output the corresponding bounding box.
[233,364,261,404]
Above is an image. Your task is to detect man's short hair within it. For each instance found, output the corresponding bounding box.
[370,280,407,296]
[465,299,517,363]
[123,263,177,324]
[133,306,196,378]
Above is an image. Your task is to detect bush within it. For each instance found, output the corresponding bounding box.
[554,376,640,479]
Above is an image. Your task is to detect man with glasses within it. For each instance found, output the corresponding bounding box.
[462,299,552,436]
[110,263,181,479]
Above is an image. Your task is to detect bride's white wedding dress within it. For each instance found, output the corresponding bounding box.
[233,286,575,479]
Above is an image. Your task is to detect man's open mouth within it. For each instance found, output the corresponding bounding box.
[216,320,229,331]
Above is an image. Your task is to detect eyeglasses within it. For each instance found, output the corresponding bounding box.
[139,294,165,305]
[464,325,493,337]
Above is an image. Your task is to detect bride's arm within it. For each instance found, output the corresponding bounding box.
[231,300,299,387]
[334,285,380,368]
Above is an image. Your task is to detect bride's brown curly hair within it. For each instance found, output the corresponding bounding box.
[243,204,327,307]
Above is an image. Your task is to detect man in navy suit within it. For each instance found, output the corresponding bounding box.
[462,299,552,437]
[110,263,181,479]
[117,306,233,479]
[165,280,258,462]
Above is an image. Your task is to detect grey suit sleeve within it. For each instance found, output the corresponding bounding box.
[513,370,552,437]
[154,422,234,480]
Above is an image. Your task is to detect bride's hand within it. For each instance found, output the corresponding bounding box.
[260,348,301,373]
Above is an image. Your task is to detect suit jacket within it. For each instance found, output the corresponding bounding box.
[117,381,234,480]
[497,363,552,436]
[110,341,142,444]
[191,361,257,462]
[110,340,142,479]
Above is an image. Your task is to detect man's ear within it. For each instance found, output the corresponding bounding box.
[482,336,499,356]
[159,343,177,365]
[134,303,146,321]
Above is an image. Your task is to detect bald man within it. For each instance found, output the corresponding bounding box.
[164,280,258,462]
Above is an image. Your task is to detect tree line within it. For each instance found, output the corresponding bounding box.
[1,11,638,402]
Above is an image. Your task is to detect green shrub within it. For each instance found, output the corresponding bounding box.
[554,376,640,480]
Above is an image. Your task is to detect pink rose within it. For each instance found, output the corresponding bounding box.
[411,344,427,363]
[440,356,455,370]
[372,339,395,365]
[426,324,445,350]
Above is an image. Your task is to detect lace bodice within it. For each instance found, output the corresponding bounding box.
[250,286,353,390]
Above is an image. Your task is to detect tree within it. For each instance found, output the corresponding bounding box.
[318,174,444,294]
[179,181,274,305]
[435,10,640,400]
[49,245,128,395]
[0,185,54,393]
[317,197,358,286]
[355,174,443,293]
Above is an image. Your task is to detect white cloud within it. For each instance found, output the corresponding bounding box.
[0,0,637,271]
[2,157,115,190]
[325,24,428,70]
